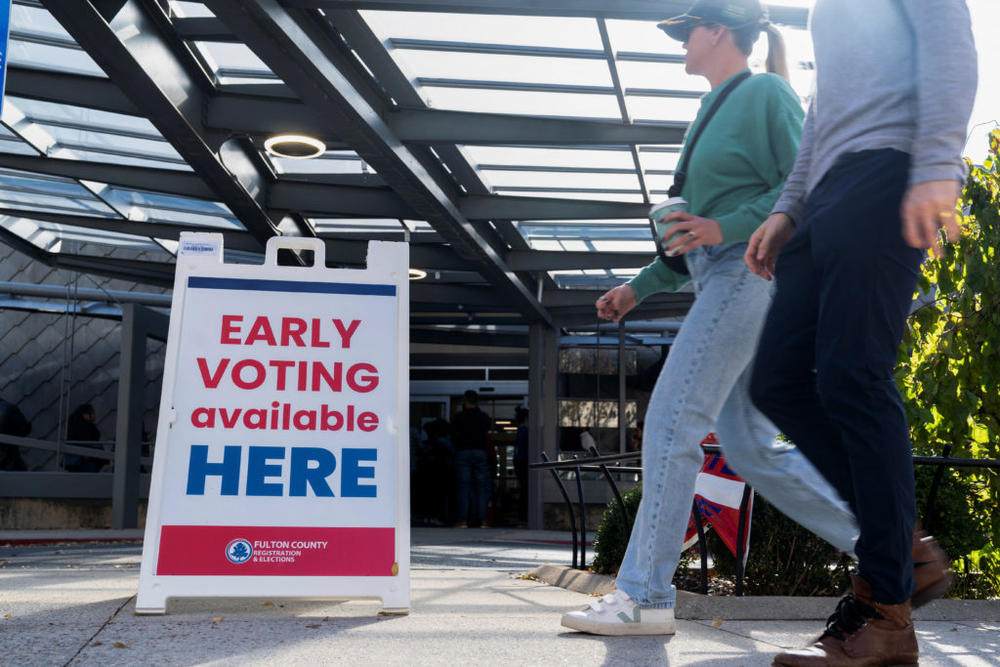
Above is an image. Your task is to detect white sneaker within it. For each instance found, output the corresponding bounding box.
[560,589,676,636]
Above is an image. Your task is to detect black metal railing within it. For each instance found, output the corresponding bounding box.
[530,444,1000,596]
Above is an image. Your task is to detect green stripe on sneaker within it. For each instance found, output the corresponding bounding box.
[617,608,641,623]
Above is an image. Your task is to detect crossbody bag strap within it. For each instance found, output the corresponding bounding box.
[667,70,752,198]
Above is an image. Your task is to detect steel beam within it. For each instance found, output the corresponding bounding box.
[0,280,172,307]
[283,1,809,27]
[206,0,551,324]
[6,66,140,116]
[208,93,686,145]
[172,16,234,41]
[113,303,151,528]
[41,0,287,247]
[277,181,650,221]
[0,223,175,286]
[270,180,415,218]
[411,283,504,306]
[389,109,685,145]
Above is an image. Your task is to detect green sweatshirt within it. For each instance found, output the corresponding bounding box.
[628,70,804,302]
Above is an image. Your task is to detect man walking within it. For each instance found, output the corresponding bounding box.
[745,1,977,664]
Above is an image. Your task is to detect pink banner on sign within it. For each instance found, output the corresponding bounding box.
[157,525,395,576]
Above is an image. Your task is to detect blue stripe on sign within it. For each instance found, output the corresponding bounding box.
[188,276,396,296]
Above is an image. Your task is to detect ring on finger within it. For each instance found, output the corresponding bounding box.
[937,211,952,220]
[686,231,697,239]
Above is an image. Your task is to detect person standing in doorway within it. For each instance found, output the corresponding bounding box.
[451,390,492,528]
[746,1,977,664]
[561,0,860,636]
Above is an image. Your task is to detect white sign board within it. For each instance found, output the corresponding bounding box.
[137,234,409,615]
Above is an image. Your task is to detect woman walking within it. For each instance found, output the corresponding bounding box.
[560,0,858,636]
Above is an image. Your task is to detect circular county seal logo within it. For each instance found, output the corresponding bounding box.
[225,538,253,564]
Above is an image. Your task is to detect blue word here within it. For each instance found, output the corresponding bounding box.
[185,445,377,498]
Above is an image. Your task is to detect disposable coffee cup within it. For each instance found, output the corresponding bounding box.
[649,197,687,251]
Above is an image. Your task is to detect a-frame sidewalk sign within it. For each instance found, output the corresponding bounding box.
[137,233,410,615]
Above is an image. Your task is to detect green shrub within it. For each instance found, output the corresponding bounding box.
[591,464,997,597]
[706,496,854,596]
[591,483,642,575]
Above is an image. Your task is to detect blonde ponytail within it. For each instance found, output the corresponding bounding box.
[763,22,789,81]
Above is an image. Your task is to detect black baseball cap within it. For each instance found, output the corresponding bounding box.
[658,0,766,42]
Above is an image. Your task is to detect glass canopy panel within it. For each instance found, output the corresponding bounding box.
[464,146,636,170]
[529,238,652,253]
[4,96,191,170]
[0,170,115,216]
[47,148,189,171]
[7,97,166,138]
[479,169,640,192]
[549,269,625,289]
[310,218,406,235]
[516,220,651,246]
[193,42,277,85]
[167,1,216,18]
[7,4,106,77]
[0,135,37,156]
[606,19,686,58]
[98,187,243,230]
[17,219,167,251]
[397,51,613,89]
[42,129,184,166]
[270,151,368,176]
[362,11,601,51]
[0,170,101,199]
[494,189,645,203]
[625,95,702,125]
[616,61,706,95]
[0,191,113,216]
[417,86,622,118]
[0,215,167,254]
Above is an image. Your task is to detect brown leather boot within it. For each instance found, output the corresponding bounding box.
[772,576,918,666]
[912,529,952,608]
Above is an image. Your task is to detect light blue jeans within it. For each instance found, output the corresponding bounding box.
[615,242,859,608]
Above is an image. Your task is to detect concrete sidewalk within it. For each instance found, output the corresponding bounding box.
[1,529,998,666]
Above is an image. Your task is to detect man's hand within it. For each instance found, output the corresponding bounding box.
[745,213,795,280]
[595,284,637,323]
[659,212,724,256]
[901,180,963,257]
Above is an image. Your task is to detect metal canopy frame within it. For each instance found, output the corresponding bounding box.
[0,0,814,332]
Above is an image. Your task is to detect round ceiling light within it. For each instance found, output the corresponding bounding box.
[408,268,428,281]
[264,134,326,159]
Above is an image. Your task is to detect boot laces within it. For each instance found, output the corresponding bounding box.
[820,595,881,642]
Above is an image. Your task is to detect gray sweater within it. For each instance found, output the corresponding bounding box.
[773,0,978,224]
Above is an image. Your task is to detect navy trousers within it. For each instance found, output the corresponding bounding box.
[750,149,923,605]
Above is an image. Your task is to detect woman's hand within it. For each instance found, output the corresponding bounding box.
[595,284,637,323]
[659,212,724,256]
[745,213,795,280]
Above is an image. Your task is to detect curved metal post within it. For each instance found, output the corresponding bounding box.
[541,452,578,569]
[923,444,952,534]
[590,445,631,540]
[574,456,587,569]
[735,486,753,597]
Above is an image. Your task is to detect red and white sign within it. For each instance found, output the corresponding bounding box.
[137,234,409,614]
[683,434,754,564]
